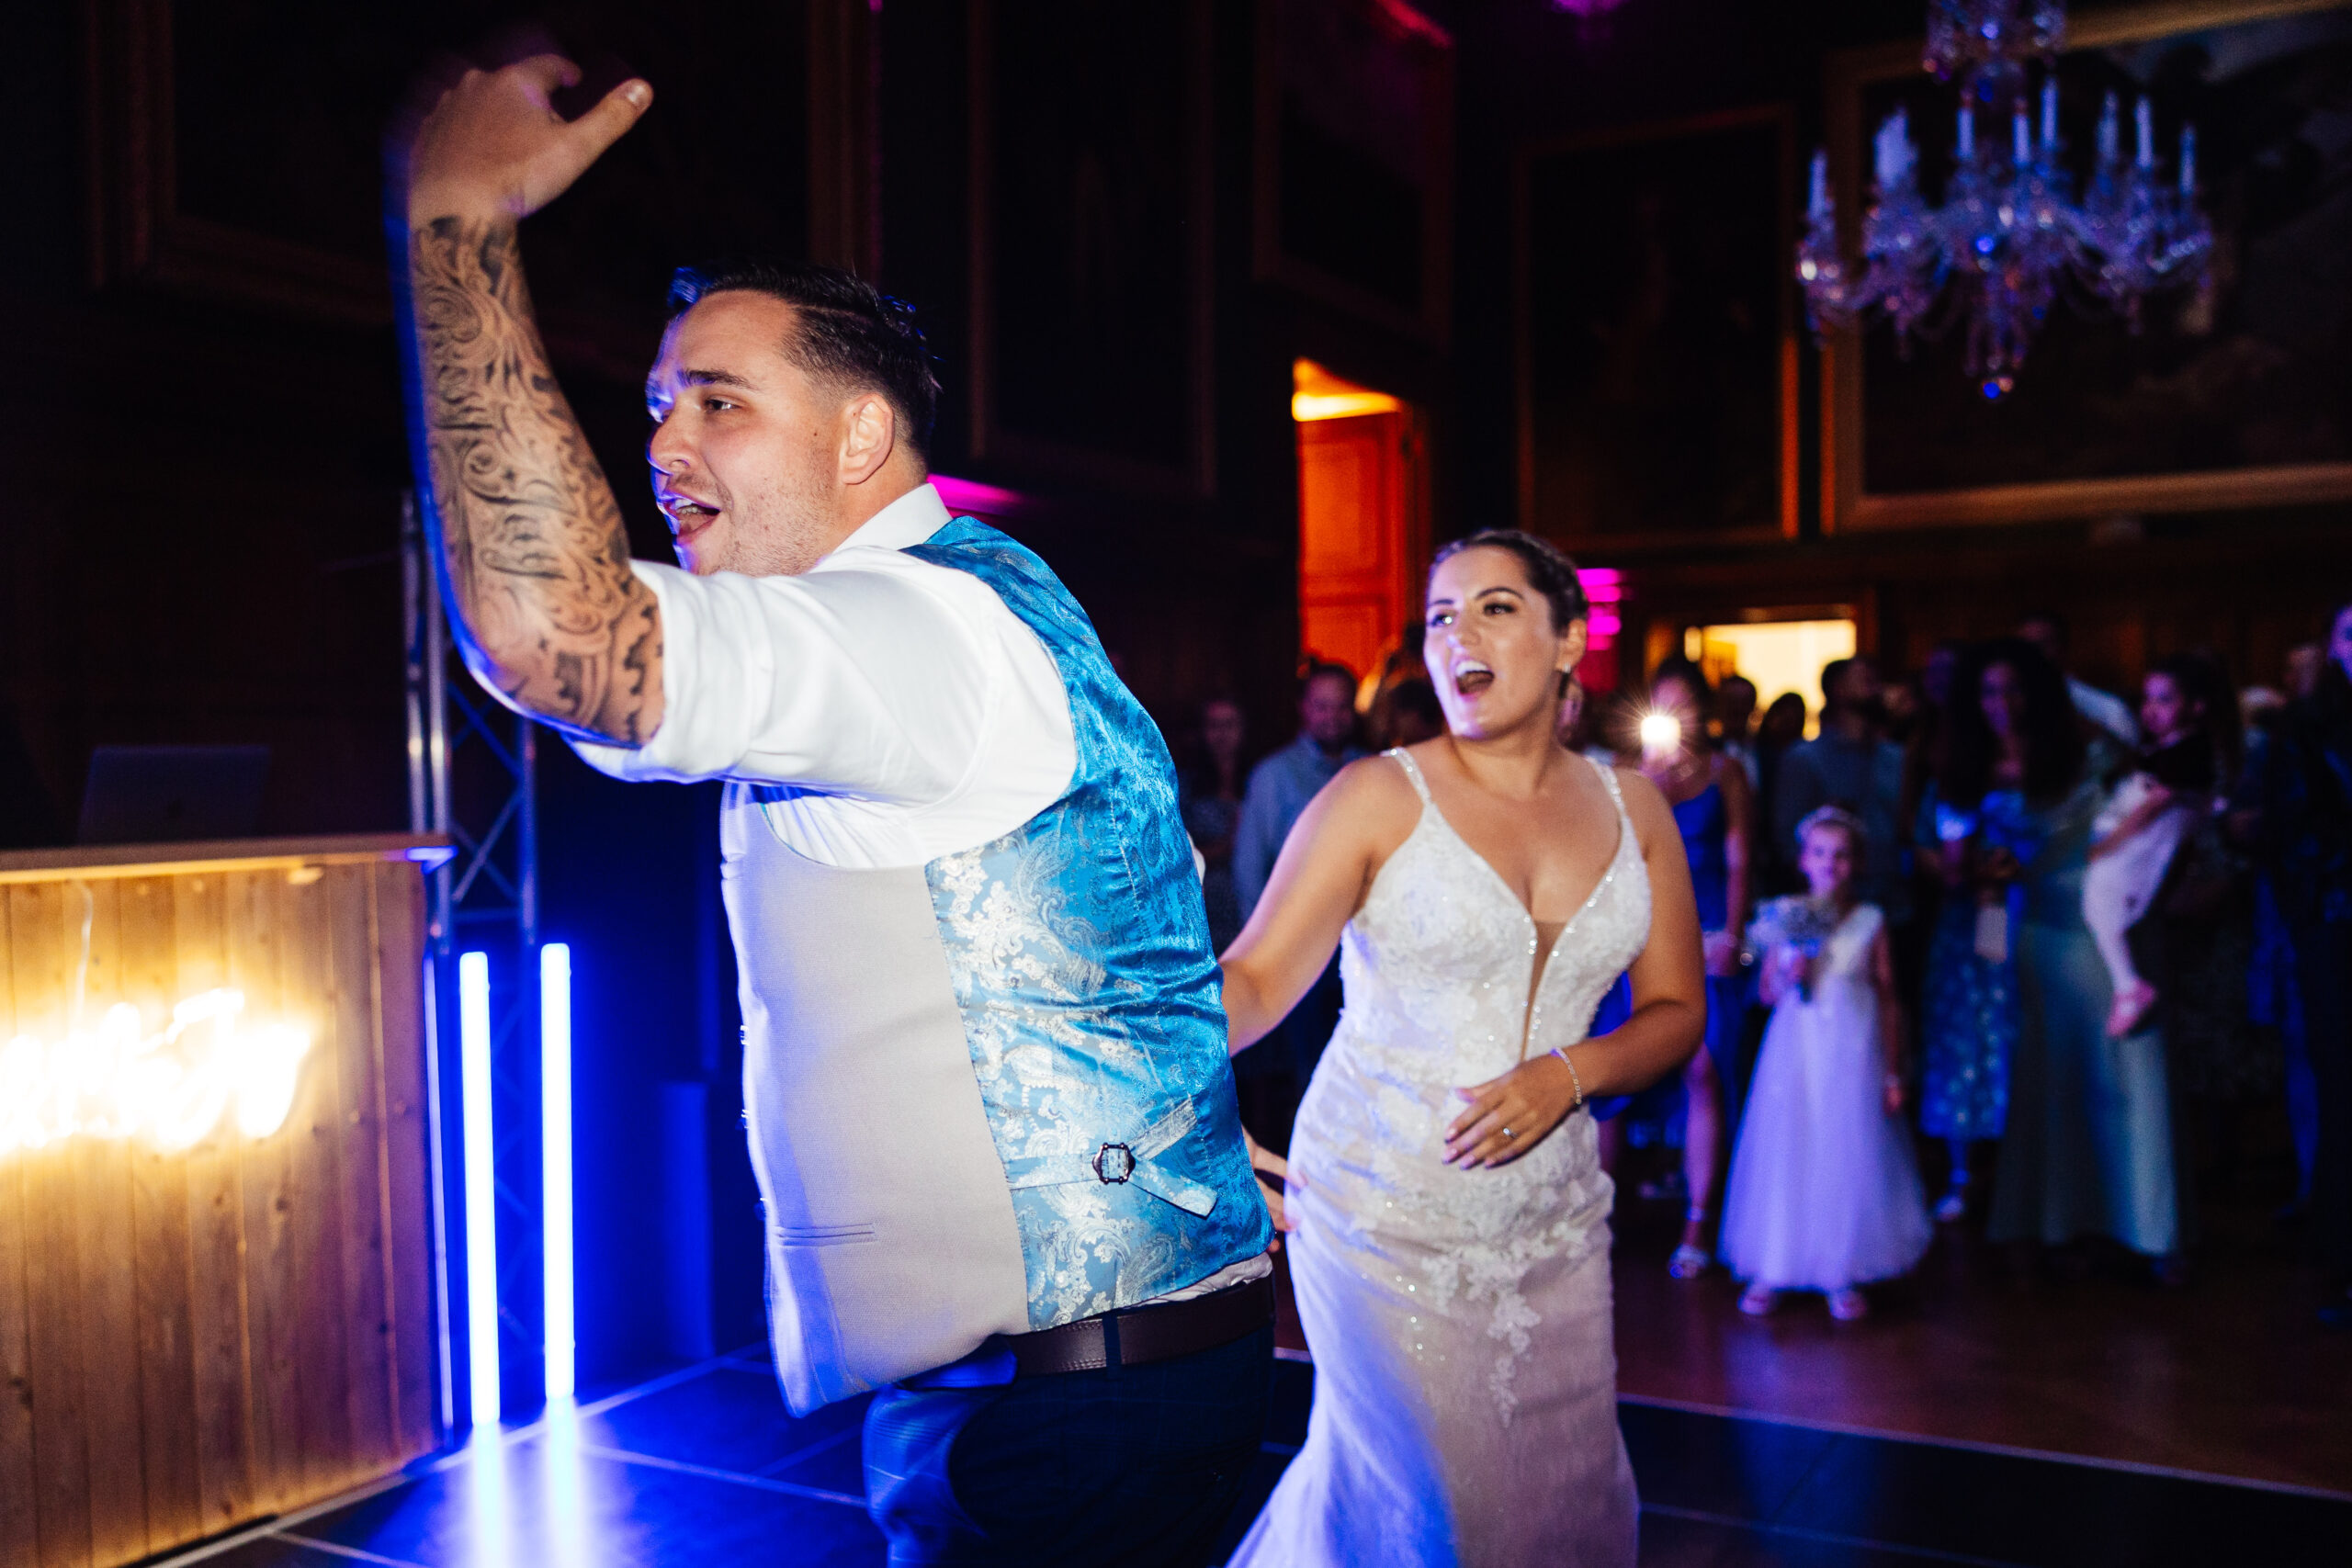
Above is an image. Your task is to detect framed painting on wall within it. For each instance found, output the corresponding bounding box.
[1514,104,1801,551]
[1821,0,2352,530]
[966,0,1215,498]
[85,0,814,379]
[1253,0,1454,343]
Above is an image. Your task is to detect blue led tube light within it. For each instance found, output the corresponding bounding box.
[540,942,575,1401]
[458,951,501,1427]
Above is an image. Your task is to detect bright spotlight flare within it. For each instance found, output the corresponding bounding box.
[1638,711,1684,766]
[0,989,311,1156]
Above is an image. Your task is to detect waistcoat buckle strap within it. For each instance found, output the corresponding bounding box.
[1000,1099,1219,1216]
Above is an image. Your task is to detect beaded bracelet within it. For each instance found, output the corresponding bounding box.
[1551,1045,1586,1112]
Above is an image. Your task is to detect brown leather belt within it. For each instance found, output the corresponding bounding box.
[983,1273,1274,1378]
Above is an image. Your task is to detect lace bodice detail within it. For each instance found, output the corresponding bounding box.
[1292,748,1653,1424]
[1338,749,1652,1087]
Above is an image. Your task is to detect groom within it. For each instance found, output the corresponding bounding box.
[392,58,1274,1564]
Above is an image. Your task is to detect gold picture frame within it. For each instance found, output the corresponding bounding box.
[1252,0,1455,344]
[1821,0,2352,531]
[1513,104,1802,551]
[966,0,1216,499]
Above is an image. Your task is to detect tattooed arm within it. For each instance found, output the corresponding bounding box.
[394,56,659,744]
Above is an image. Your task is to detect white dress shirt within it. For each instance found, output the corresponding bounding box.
[571,483,1078,870]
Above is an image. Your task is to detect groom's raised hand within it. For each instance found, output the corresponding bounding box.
[400,55,650,226]
[390,51,664,748]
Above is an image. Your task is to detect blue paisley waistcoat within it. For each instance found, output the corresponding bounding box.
[724,516,1267,1413]
[907,518,1271,1325]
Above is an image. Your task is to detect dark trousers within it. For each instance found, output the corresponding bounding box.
[862,1324,1274,1566]
[2294,921,2352,1279]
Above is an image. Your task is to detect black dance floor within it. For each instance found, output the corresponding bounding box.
[153,1349,2349,1567]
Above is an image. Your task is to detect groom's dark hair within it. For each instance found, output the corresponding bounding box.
[667,259,941,461]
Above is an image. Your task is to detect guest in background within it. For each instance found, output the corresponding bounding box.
[2084,667,2219,1040]
[2242,679,2316,1213]
[1236,662,1366,917]
[1757,691,1809,758]
[2285,642,2324,703]
[1720,672,1760,785]
[2019,610,2139,749]
[1181,695,1250,957]
[1185,695,1280,1141]
[2133,654,2272,1222]
[1385,677,1447,748]
[1563,677,1618,763]
[2241,685,2285,732]
[1774,657,1912,934]
[1901,643,1966,849]
[1234,660,1367,1140]
[2251,602,2352,1326]
[1899,642,1965,1179]
[1753,691,1810,891]
[1917,643,2024,1224]
[1639,658,1756,1278]
[1976,641,2179,1272]
[1724,807,1931,1321]
[1362,621,1430,747]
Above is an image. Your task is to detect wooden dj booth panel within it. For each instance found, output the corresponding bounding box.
[0,835,448,1568]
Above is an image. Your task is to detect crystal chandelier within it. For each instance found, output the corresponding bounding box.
[1796,0,2212,397]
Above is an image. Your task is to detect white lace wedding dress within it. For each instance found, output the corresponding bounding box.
[1231,750,1648,1567]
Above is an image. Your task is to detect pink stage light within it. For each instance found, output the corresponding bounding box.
[932,475,1033,517]
[1578,569,1623,649]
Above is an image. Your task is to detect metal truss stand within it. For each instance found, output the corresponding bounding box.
[402,492,542,1431]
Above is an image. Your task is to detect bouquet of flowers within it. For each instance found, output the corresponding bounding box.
[1750,896,1842,1001]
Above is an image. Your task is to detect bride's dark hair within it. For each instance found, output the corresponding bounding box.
[1428,530,1589,634]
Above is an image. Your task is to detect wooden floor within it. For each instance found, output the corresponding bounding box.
[143,1155,2351,1568]
[1608,1187,2352,1497]
[1268,1166,2352,1500]
[150,1343,2352,1568]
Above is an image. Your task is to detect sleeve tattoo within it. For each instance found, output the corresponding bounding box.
[409,216,662,745]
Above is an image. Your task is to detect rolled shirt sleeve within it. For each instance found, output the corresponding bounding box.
[571,558,991,804]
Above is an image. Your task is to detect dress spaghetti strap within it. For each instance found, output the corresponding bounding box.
[1589,754,1625,805]
[1385,747,1433,803]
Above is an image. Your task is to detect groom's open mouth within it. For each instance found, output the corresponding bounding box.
[660,491,722,546]
[1452,659,1494,697]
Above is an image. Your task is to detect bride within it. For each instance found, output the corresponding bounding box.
[1222,530,1705,1567]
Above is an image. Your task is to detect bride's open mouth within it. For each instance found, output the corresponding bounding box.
[1453,659,1494,696]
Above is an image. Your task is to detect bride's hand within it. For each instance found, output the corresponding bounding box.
[1444,1056,1578,1168]
[1244,1129,1300,1246]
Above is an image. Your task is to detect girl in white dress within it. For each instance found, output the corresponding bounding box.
[1220,530,1708,1567]
[1721,807,1932,1321]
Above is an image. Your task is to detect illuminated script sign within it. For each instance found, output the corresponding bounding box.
[0,990,311,1156]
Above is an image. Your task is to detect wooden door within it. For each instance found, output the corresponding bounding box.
[1298,409,1420,682]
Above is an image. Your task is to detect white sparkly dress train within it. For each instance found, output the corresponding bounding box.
[1229,750,1648,1567]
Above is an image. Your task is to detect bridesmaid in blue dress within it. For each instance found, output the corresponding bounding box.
[1949,642,2178,1261]
[1914,774,2029,1224]
[1639,659,1756,1275]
